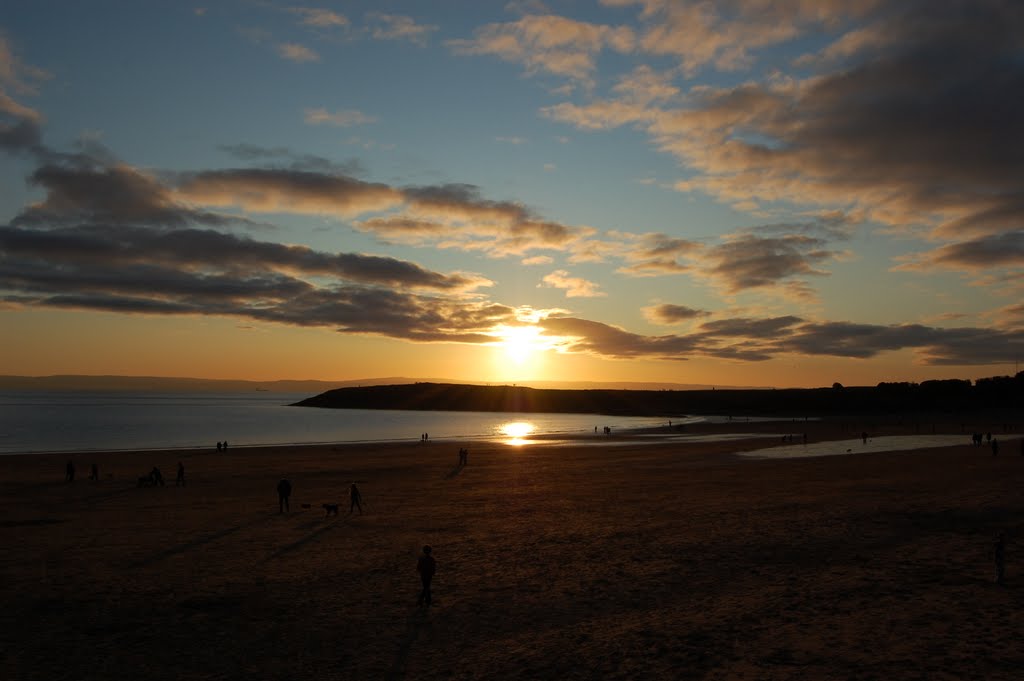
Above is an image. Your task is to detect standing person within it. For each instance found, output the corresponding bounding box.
[88,463,99,481]
[994,533,1006,585]
[349,482,363,515]
[65,460,75,482]
[277,478,292,513]
[176,461,186,486]
[417,545,436,606]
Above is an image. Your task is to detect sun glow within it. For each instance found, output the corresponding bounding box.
[498,325,545,364]
[499,421,536,446]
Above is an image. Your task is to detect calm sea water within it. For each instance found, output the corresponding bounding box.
[0,391,680,455]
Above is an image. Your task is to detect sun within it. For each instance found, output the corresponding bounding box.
[499,325,544,364]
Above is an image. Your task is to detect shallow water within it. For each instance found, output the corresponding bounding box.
[739,434,971,459]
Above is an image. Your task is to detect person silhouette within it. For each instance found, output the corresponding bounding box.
[277,479,292,513]
[65,460,75,482]
[176,461,186,486]
[88,463,98,481]
[349,482,363,515]
[417,545,436,606]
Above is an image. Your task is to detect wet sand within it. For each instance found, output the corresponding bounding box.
[2,418,1023,680]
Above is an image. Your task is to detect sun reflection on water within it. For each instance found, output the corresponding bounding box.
[499,421,536,446]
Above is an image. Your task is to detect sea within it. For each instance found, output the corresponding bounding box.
[0,391,684,455]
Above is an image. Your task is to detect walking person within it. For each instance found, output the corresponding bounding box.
[417,545,436,606]
[349,482,363,515]
[176,461,186,486]
[277,478,292,513]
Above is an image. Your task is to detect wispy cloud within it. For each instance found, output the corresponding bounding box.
[540,270,606,298]
[304,107,376,127]
[0,33,51,95]
[276,43,319,62]
[289,8,349,28]
[448,13,634,83]
[367,13,438,46]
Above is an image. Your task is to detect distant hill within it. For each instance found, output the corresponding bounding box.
[294,377,1024,417]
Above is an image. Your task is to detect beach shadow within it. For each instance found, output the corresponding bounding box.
[128,514,274,568]
[386,607,432,681]
[444,463,465,480]
[262,515,352,563]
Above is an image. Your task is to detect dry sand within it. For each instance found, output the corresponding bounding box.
[2,418,1023,680]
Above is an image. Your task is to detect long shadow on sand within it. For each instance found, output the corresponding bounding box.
[386,607,432,681]
[261,515,355,563]
[444,463,465,480]
[128,513,275,568]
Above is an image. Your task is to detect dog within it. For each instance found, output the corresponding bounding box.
[322,503,339,517]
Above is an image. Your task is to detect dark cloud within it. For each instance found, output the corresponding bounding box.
[615,233,699,276]
[896,232,1024,271]
[178,168,402,216]
[403,183,532,223]
[0,223,487,292]
[0,113,41,153]
[696,316,804,339]
[703,234,837,297]
[16,161,240,227]
[644,303,708,324]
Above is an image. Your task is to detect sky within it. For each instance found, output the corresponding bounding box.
[1,0,1023,389]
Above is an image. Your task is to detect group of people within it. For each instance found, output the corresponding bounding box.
[457,447,469,465]
[65,461,99,482]
[215,441,229,452]
[66,460,184,486]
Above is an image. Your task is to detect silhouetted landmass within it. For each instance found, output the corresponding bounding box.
[294,373,1024,417]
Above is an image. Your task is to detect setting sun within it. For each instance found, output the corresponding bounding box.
[496,325,545,364]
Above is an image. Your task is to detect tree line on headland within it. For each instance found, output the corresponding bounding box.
[293,372,1024,417]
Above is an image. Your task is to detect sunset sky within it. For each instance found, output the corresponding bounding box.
[1,1,1022,388]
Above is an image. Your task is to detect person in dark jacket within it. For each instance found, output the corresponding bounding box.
[349,482,363,515]
[277,478,292,513]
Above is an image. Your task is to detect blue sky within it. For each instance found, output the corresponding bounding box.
[1,1,1022,387]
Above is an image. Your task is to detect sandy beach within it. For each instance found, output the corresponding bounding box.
[2,418,1023,680]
